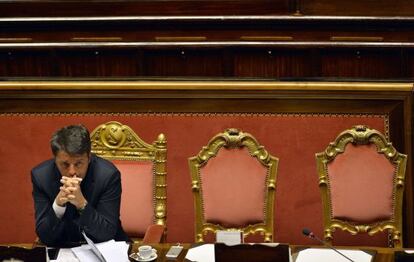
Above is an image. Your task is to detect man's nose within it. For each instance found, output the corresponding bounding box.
[68,165,77,176]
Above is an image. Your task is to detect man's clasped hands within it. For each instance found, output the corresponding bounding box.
[56,176,87,210]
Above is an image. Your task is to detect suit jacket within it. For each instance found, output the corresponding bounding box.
[31,154,128,246]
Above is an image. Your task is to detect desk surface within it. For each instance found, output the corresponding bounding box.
[129,243,401,262]
[3,243,407,262]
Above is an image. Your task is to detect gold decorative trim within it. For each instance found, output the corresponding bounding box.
[330,36,384,42]
[71,37,123,42]
[240,36,293,41]
[155,36,207,41]
[90,121,167,233]
[0,41,412,49]
[384,117,390,140]
[0,38,32,42]
[0,112,389,138]
[0,81,411,92]
[0,112,389,139]
[0,112,388,118]
[188,128,278,243]
[316,125,406,247]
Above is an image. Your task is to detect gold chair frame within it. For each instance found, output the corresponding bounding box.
[316,125,406,247]
[90,121,167,230]
[189,128,278,243]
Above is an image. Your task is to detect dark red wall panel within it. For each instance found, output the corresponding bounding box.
[0,113,385,245]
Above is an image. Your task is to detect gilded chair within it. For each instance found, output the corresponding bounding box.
[189,128,278,243]
[316,125,406,247]
[90,121,167,243]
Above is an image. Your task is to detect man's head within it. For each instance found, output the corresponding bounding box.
[51,125,91,179]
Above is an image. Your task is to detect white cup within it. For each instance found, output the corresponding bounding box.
[138,245,155,259]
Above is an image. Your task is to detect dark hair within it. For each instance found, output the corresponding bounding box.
[50,124,91,156]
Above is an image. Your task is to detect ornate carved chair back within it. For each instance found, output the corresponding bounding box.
[189,128,278,243]
[316,125,406,247]
[90,121,167,242]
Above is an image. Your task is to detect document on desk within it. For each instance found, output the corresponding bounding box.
[81,232,107,262]
[216,230,242,246]
[71,245,100,262]
[185,243,291,262]
[295,248,373,262]
[50,248,79,262]
[71,238,129,262]
[185,244,215,262]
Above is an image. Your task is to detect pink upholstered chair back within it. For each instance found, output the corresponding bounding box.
[316,125,406,247]
[328,144,394,223]
[201,147,267,227]
[112,160,154,237]
[90,121,167,240]
[189,128,278,243]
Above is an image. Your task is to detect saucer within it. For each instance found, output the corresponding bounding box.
[130,252,158,262]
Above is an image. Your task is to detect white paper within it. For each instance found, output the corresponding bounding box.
[72,245,100,262]
[185,243,292,262]
[82,232,106,262]
[295,248,373,262]
[185,244,215,262]
[71,240,129,262]
[250,243,281,247]
[216,230,242,246]
[96,240,129,262]
[50,248,79,262]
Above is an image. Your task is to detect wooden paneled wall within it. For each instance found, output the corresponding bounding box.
[0,0,413,16]
[0,0,413,246]
[1,17,414,78]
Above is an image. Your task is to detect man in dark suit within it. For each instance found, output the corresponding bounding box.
[31,124,128,246]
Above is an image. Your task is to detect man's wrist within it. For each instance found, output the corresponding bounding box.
[56,201,66,207]
[78,200,88,213]
[53,200,66,219]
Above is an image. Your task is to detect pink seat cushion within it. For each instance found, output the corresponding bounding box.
[112,160,154,237]
[328,144,395,223]
[200,147,268,227]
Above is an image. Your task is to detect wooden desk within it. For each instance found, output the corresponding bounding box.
[2,243,406,262]
[290,246,396,262]
[129,243,401,262]
[129,243,192,261]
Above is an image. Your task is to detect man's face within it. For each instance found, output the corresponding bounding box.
[55,151,90,179]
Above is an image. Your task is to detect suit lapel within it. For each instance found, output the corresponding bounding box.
[81,156,95,203]
[50,164,61,201]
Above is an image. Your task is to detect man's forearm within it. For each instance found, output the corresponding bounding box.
[79,205,118,242]
[36,208,65,246]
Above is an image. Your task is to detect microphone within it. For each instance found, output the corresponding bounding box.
[302,228,355,262]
